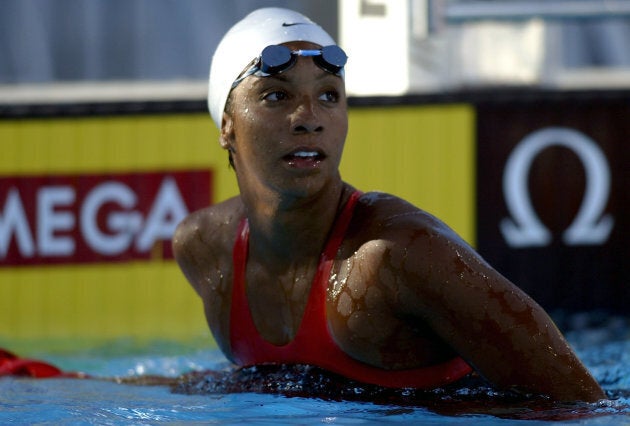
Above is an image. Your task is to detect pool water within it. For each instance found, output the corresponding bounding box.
[1,313,629,425]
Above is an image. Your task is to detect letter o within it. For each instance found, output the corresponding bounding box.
[501,127,613,247]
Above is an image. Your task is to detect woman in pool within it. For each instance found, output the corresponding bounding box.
[172,7,605,402]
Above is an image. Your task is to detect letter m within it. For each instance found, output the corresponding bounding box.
[0,188,35,259]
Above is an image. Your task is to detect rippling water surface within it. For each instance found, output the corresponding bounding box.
[1,313,629,425]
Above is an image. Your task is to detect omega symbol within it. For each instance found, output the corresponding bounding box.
[501,127,614,248]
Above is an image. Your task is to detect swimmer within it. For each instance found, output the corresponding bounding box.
[172,7,605,402]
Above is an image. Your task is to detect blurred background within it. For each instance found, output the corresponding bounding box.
[2,0,630,92]
[1,0,628,349]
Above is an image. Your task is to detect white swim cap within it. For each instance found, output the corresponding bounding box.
[208,7,336,129]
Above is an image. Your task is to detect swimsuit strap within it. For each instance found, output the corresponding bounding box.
[321,190,363,262]
[231,216,254,363]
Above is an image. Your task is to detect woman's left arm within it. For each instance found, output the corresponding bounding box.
[389,214,606,402]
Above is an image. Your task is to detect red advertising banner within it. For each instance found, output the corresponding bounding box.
[0,170,211,266]
[475,93,629,314]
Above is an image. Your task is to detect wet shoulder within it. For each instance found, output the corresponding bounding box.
[347,191,473,295]
[340,191,452,298]
[351,191,456,243]
[172,196,244,261]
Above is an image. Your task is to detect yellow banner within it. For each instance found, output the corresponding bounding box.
[0,105,474,344]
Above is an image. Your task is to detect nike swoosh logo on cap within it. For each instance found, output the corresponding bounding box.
[282,22,307,27]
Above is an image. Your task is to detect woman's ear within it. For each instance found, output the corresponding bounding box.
[219,112,235,151]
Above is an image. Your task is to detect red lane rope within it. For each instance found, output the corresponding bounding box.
[0,347,87,379]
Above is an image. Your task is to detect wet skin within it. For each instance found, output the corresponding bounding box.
[172,42,606,402]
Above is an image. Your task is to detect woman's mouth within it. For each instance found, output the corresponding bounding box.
[283,150,326,168]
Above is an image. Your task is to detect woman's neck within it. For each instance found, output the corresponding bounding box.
[241,181,350,264]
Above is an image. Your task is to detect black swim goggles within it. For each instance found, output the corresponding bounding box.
[232,44,347,89]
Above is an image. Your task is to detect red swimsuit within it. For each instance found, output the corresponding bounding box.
[230,191,472,388]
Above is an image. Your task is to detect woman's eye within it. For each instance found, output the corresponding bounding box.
[319,90,339,103]
[263,90,288,102]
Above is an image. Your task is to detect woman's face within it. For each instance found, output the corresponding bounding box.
[222,41,348,199]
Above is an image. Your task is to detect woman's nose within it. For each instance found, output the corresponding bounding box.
[291,96,323,134]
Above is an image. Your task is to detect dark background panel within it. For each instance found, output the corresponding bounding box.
[475,94,629,314]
